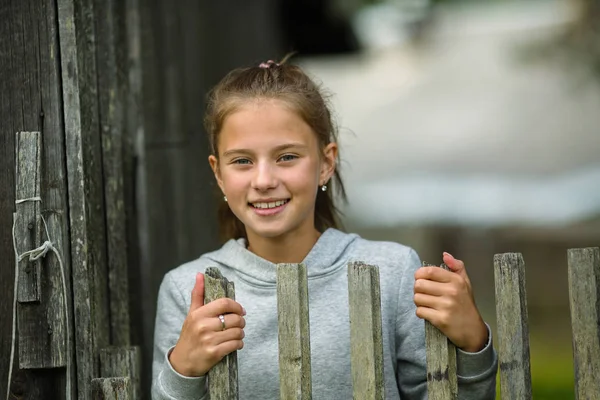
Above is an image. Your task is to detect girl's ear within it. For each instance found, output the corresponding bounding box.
[208,155,225,193]
[320,142,338,185]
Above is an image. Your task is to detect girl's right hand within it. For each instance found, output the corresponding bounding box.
[169,273,246,377]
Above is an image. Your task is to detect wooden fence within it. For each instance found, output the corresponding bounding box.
[10,134,600,398]
[193,248,598,400]
[9,133,599,399]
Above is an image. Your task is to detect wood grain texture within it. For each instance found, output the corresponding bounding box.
[94,0,132,348]
[204,267,239,399]
[15,131,67,370]
[347,262,384,400]
[99,346,141,399]
[15,132,43,304]
[276,263,312,400]
[567,247,600,400]
[2,0,73,395]
[493,253,532,400]
[123,0,143,352]
[91,377,132,400]
[424,263,458,400]
[57,0,110,398]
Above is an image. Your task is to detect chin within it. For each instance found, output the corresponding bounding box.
[249,226,289,239]
[245,220,299,240]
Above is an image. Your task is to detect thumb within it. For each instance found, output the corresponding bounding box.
[442,252,468,280]
[190,272,205,312]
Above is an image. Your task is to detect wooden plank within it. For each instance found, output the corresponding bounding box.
[0,29,17,390]
[94,0,132,347]
[99,346,141,399]
[493,253,532,400]
[347,262,384,400]
[276,263,312,400]
[91,377,132,400]
[567,247,600,399]
[14,131,68,370]
[226,281,239,395]
[204,267,239,399]
[15,131,43,304]
[36,0,76,396]
[2,0,73,395]
[153,0,186,145]
[0,0,16,387]
[57,0,110,398]
[423,263,458,400]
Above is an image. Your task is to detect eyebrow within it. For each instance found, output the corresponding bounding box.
[222,143,308,158]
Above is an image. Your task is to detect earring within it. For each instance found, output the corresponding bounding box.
[321,185,327,192]
[223,195,228,202]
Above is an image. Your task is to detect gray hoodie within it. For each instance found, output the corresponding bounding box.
[152,228,497,399]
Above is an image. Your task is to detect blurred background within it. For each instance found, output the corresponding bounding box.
[290,0,600,398]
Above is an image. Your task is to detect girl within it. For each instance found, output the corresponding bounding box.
[152,58,497,399]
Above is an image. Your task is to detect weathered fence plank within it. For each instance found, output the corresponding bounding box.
[423,263,458,400]
[15,132,43,304]
[14,131,67,370]
[204,267,239,399]
[567,247,600,399]
[99,346,141,399]
[276,263,312,400]
[494,253,532,400]
[57,0,110,398]
[347,262,384,399]
[91,377,132,400]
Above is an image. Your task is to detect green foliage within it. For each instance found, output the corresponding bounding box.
[496,334,575,399]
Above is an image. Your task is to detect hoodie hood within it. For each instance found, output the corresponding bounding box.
[201,228,359,286]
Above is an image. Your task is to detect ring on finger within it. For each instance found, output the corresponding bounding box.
[218,314,226,331]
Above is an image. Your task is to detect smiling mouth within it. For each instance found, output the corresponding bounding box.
[249,199,290,209]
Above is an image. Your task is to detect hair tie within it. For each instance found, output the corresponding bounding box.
[259,60,279,69]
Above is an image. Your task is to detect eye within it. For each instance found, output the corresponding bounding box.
[278,154,298,162]
[232,158,251,165]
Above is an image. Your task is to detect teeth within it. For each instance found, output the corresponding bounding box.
[252,200,287,209]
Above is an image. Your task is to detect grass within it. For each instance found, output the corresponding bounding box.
[495,331,575,399]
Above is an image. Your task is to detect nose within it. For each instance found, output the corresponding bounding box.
[251,161,278,191]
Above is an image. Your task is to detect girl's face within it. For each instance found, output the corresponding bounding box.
[209,99,337,242]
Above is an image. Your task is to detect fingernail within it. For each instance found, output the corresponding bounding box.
[443,252,453,258]
[242,307,247,316]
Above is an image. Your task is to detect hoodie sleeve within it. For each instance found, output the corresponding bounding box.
[152,273,208,400]
[395,249,498,399]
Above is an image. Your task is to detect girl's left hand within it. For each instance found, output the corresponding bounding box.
[413,252,488,353]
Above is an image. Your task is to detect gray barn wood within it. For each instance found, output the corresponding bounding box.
[57,0,110,398]
[276,263,312,400]
[15,132,42,304]
[15,132,67,370]
[567,247,600,399]
[347,262,384,400]
[423,263,458,400]
[204,267,239,399]
[2,0,74,395]
[91,377,132,400]
[100,346,141,399]
[94,0,132,348]
[493,253,532,400]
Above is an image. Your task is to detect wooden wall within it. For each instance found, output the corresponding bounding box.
[1,0,283,398]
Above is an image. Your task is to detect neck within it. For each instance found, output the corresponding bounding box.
[246,227,321,264]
